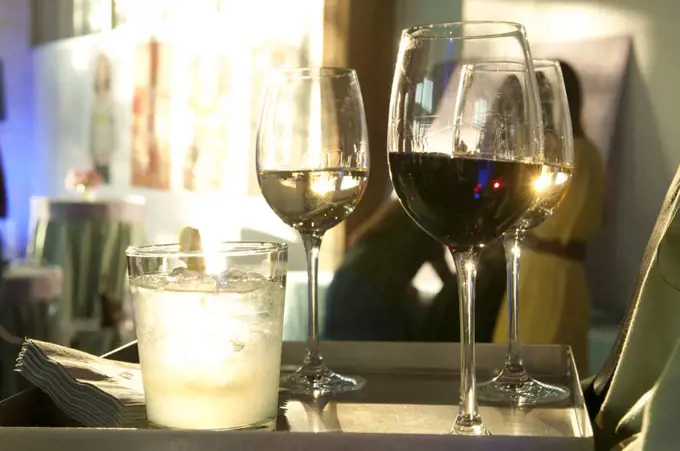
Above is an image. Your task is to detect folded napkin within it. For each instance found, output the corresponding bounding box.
[14,339,146,428]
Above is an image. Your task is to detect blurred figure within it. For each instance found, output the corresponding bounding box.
[323,200,451,341]
[323,199,507,342]
[90,54,115,184]
[492,61,605,373]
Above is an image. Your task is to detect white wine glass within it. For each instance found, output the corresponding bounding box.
[388,22,543,435]
[256,67,369,396]
[478,60,574,405]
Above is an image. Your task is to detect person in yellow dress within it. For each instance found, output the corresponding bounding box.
[492,61,606,374]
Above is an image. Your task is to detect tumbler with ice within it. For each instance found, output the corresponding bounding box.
[126,241,288,430]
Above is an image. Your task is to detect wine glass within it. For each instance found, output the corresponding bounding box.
[478,60,574,405]
[256,67,369,396]
[388,22,543,436]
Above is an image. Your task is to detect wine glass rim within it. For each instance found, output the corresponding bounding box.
[270,67,357,80]
[533,59,562,69]
[403,21,526,40]
[463,59,561,72]
[126,241,289,258]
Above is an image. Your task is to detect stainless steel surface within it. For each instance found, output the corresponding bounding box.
[0,341,593,450]
[283,398,585,436]
[280,342,591,439]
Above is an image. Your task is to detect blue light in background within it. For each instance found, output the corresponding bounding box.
[0,44,39,258]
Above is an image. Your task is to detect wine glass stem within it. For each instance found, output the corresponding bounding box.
[302,233,324,369]
[452,250,482,424]
[503,230,524,373]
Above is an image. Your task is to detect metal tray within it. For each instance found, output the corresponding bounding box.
[0,341,593,450]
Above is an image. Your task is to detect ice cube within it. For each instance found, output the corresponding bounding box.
[198,277,219,292]
[136,274,169,289]
[169,267,202,283]
[163,267,217,293]
[216,268,268,293]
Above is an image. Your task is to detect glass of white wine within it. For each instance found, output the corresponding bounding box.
[256,67,369,396]
[477,60,574,405]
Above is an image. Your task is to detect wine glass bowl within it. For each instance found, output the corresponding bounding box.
[477,60,575,406]
[258,169,368,236]
[512,60,574,231]
[389,61,544,253]
[388,22,544,436]
[388,153,542,252]
[257,67,369,396]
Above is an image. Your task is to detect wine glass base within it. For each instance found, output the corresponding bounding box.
[478,372,570,406]
[281,366,365,397]
[450,413,490,436]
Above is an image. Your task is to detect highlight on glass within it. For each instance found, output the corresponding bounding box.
[388,21,544,435]
[256,67,369,396]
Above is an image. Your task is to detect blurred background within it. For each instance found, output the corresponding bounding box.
[0,0,677,395]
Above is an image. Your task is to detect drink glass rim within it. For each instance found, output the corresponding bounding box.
[126,241,288,258]
[403,21,526,41]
